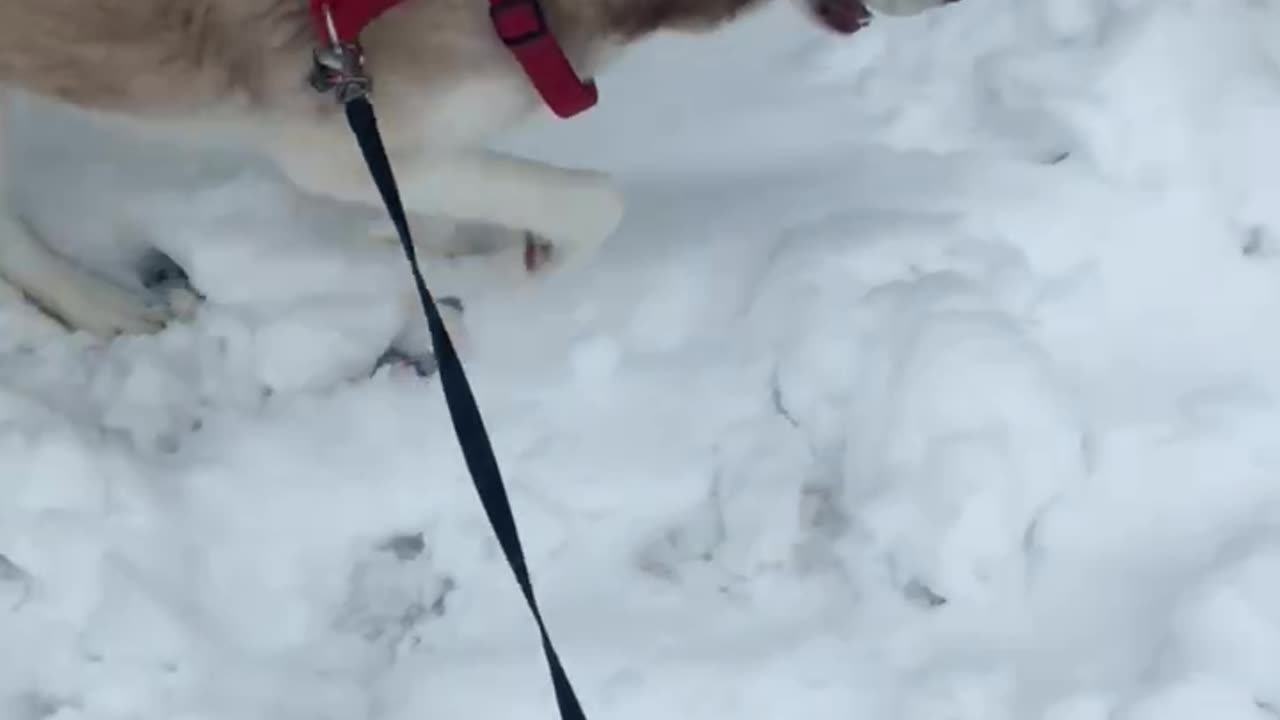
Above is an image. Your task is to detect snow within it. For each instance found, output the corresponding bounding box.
[5,0,1280,718]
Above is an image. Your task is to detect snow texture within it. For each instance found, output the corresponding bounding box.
[5,0,1280,718]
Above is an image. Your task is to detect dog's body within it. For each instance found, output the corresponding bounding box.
[0,0,949,337]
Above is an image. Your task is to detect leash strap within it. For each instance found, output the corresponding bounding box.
[343,95,588,720]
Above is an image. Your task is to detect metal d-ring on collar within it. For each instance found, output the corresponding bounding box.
[308,3,373,103]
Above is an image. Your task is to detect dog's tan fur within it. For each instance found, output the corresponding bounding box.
[0,0,948,337]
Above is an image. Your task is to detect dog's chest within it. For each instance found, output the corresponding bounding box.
[392,73,542,149]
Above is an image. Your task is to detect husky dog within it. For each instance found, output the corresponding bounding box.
[0,0,951,337]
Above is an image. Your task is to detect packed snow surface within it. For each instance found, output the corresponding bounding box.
[5,0,1280,718]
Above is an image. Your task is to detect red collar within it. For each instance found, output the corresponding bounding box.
[308,0,598,118]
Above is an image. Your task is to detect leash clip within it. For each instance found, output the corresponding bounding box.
[308,3,372,103]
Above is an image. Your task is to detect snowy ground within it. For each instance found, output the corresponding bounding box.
[5,0,1280,718]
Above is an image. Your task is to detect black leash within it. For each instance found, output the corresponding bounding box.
[342,95,587,720]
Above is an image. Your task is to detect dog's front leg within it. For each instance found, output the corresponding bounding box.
[391,150,625,271]
[274,143,625,271]
[0,91,172,337]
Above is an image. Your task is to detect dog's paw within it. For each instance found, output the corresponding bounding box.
[138,249,202,321]
[31,270,174,338]
[381,294,468,378]
[864,0,956,16]
[531,176,625,274]
[375,346,439,379]
[523,232,555,272]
